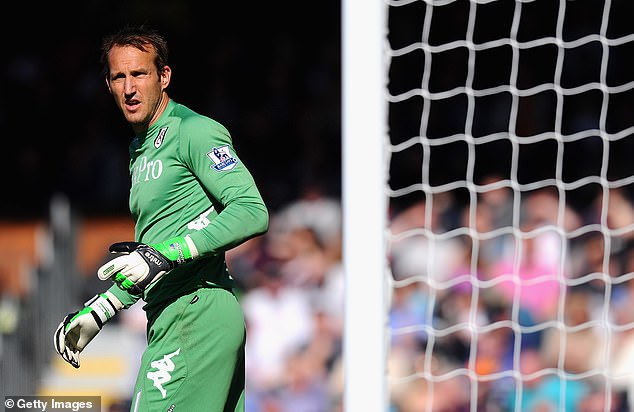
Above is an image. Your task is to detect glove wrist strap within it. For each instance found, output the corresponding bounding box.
[84,292,121,325]
[152,235,198,265]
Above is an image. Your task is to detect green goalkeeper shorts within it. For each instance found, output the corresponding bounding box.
[130,287,245,412]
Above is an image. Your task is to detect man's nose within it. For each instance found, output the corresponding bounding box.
[124,78,136,95]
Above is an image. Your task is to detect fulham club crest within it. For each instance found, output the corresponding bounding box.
[207,145,238,171]
[154,127,168,148]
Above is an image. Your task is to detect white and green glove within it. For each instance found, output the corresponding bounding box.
[97,235,198,295]
[54,291,123,368]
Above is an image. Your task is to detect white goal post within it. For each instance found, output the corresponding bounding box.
[343,1,634,411]
[342,1,389,411]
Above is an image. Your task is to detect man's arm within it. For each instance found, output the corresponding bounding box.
[180,117,269,255]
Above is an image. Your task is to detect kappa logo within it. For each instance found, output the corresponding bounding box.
[207,145,238,171]
[154,127,169,148]
[146,348,181,398]
[187,207,214,231]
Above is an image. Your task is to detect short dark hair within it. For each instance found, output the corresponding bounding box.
[100,25,169,77]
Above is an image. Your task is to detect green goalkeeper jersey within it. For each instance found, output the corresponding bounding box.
[107,99,269,321]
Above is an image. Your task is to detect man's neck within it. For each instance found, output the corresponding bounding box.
[132,95,170,136]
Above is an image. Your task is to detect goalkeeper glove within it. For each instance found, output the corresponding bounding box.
[54,291,123,368]
[97,235,198,295]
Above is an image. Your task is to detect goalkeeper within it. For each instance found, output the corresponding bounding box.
[53,25,269,412]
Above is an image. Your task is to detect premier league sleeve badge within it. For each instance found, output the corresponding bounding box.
[207,145,238,171]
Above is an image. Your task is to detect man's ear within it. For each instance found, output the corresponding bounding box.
[160,65,172,91]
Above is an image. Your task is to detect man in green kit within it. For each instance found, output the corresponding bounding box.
[54,25,269,411]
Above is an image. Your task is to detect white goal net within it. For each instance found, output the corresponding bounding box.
[344,1,634,411]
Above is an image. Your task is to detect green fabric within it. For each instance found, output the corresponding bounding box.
[107,285,138,309]
[106,99,268,310]
[132,288,245,411]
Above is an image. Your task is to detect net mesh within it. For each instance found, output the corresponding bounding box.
[386,1,634,411]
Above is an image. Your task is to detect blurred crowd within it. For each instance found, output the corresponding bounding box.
[388,175,634,412]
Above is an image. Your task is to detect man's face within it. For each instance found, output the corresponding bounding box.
[106,45,171,133]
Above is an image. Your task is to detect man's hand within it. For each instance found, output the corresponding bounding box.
[54,291,123,368]
[97,236,197,295]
